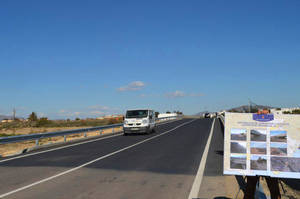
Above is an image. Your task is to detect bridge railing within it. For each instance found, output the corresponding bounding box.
[0,116,180,146]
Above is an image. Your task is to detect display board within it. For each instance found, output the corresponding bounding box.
[224,112,300,179]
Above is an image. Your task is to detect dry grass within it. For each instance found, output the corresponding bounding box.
[0,127,123,157]
[0,127,94,136]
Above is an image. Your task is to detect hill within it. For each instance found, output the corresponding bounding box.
[0,115,13,121]
[227,105,276,113]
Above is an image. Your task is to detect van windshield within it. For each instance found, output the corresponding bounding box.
[126,110,148,118]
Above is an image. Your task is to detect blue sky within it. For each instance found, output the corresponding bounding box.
[1,0,300,119]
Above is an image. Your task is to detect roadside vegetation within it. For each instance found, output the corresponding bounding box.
[283,109,300,114]
[0,112,123,137]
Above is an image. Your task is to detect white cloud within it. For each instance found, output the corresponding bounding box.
[88,105,110,111]
[117,81,145,92]
[165,90,186,98]
[89,111,105,115]
[189,93,204,97]
[57,105,120,118]
[58,110,82,117]
[74,112,81,116]
[165,91,204,98]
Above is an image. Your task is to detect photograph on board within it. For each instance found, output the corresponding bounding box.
[270,143,287,156]
[270,131,287,143]
[230,154,247,170]
[293,146,300,157]
[231,142,247,154]
[288,158,300,172]
[250,129,267,142]
[271,157,289,172]
[250,142,267,155]
[231,129,247,141]
[251,155,267,170]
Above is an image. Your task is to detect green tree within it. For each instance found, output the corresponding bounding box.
[28,112,38,121]
[36,117,51,127]
[292,109,300,114]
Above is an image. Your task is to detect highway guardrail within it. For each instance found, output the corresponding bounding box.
[219,115,225,125]
[0,116,180,146]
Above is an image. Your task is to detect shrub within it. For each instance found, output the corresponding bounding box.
[28,112,38,121]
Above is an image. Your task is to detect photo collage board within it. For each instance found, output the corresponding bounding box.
[224,112,300,179]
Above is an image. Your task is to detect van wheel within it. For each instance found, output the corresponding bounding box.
[123,132,128,136]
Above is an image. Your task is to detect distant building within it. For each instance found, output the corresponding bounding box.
[270,107,300,114]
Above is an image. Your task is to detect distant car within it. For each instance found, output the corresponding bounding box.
[204,113,210,118]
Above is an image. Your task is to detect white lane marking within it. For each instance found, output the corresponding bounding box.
[0,119,196,198]
[0,134,121,163]
[188,118,216,199]
[0,119,183,163]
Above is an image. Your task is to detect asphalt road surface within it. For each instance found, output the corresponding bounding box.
[0,118,219,199]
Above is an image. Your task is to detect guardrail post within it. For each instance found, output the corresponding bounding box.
[35,139,39,146]
[112,128,114,133]
[84,132,87,138]
[64,135,67,142]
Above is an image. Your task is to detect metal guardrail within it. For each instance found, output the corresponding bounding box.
[218,115,225,125]
[0,116,180,145]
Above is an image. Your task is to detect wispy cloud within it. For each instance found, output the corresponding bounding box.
[117,81,145,92]
[189,93,205,97]
[58,110,82,117]
[88,105,110,111]
[165,91,204,98]
[165,90,186,98]
[57,105,120,118]
[89,110,105,115]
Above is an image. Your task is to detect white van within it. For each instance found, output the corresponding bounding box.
[123,109,156,135]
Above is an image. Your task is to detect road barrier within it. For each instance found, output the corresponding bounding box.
[218,115,225,126]
[0,116,180,146]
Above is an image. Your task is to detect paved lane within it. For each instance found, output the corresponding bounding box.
[0,118,215,199]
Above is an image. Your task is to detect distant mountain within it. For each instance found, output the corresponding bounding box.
[0,115,13,121]
[227,105,276,113]
[194,104,277,115]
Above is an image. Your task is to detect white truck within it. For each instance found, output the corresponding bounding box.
[123,109,156,135]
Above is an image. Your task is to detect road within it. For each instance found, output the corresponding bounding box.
[0,118,222,199]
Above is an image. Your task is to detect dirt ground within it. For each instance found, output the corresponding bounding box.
[0,127,122,157]
[0,126,97,136]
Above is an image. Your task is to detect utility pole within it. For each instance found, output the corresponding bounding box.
[248,99,251,113]
[13,108,16,120]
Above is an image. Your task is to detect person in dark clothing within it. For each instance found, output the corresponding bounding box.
[243,174,281,198]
